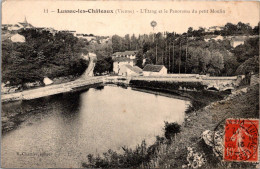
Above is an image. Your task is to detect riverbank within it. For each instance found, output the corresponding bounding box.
[82,84,259,168]
[1,83,103,134]
[1,77,103,102]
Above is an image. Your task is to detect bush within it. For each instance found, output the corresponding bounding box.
[130,80,207,91]
[185,100,207,114]
[164,121,181,140]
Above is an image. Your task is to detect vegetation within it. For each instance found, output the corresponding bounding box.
[164,122,181,140]
[94,57,113,75]
[109,21,259,76]
[130,80,207,91]
[187,22,259,37]
[2,29,89,87]
[82,122,181,168]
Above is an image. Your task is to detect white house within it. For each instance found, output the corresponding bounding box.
[112,51,137,60]
[10,33,25,43]
[112,51,138,74]
[118,65,142,76]
[143,64,167,76]
[230,36,246,48]
[204,35,223,42]
[43,77,53,85]
[207,26,224,32]
[113,58,134,74]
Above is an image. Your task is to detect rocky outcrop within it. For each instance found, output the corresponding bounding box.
[202,130,224,158]
[184,147,206,168]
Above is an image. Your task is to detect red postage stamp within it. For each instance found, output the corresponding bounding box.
[224,119,259,162]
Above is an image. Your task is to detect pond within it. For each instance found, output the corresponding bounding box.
[1,85,189,168]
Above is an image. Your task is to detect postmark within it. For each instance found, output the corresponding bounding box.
[223,118,259,162]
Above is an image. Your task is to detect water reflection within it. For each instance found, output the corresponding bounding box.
[1,86,189,168]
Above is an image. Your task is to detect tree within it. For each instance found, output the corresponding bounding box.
[93,57,113,75]
[233,37,259,63]
[112,35,123,52]
[164,122,181,141]
[2,29,88,87]
[208,51,224,75]
[235,56,259,75]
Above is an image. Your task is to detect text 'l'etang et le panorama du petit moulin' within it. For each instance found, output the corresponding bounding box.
[56,9,226,14]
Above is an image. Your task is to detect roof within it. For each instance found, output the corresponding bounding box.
[113,57,133,62]
[231,36,247,41]
[124,65,142,74]
[18,22,34,28]
[10,33,25,43]
[143,64,165,72]
[112,51,137,56]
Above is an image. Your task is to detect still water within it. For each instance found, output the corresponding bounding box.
[1,86,189,168]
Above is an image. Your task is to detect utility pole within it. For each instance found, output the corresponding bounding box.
[179,39,181,74]
[185,35,188,74]
[156,43,158,64]
[168,42,171,72]
[166,41,168,69]
[172,33,175,73]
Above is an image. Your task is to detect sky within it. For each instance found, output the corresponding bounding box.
[2,0,259,36]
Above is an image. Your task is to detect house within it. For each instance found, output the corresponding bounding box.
[43,77,53,85]
[76,34,96,41]
[118,65,142,76]
[207,26,224,32]
[99,37,110,44]
[112,51,138,74]
[204,35,223,42]
[8,17,34,31]
[230,36,246,48]
[112,51,137,60]
[143,64,167,76]
[113,57,134,74]
[10,33,25,43]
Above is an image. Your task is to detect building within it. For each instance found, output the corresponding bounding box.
[76,34,96,41]
[204,35,224,42]
[230,36,246,48]
[10,33,25,43]
[99,37,110,44]
[113,57,134,74]
[112,51,137,60]
[207,26,224,32]
[143,64,167,76]
[112,51,138,74]
[118,65,142,76]
[60,30,76,36]
[7,17,34,31]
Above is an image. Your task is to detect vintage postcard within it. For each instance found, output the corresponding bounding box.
[1,0,259,168]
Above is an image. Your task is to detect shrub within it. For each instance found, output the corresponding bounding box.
[164,121,181,140]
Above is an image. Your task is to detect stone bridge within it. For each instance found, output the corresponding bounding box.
[129,74,243,91]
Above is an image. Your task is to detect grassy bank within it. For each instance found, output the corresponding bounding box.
[82,84,259,168]
[155,84,259,168]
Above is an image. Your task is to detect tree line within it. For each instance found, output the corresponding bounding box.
[108,22,259,76]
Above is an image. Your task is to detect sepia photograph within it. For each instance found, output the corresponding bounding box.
[1,0,259,168]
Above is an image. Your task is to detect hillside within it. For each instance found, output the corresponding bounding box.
[2,29,89,88]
